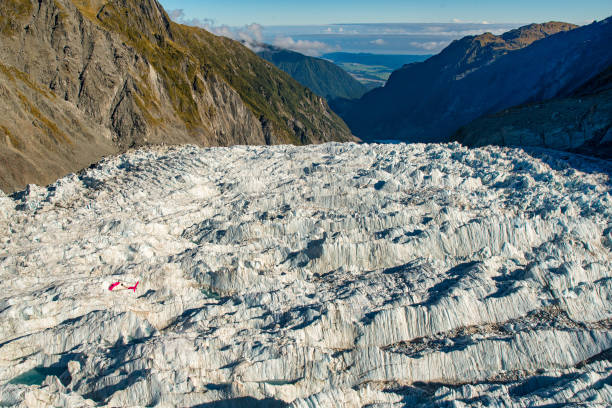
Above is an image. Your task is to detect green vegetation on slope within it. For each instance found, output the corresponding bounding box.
[257,46,368,100]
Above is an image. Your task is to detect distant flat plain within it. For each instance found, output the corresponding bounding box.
[323,52,431,88]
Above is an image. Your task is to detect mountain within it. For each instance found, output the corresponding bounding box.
[0,0,354,193]
[455,63,612,158]
[257,45,368,100]
[333,21,599,143]
[2,142,612,406]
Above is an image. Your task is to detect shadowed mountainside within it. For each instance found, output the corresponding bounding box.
[454,63,612,158]
[257,45,368,100]
[0,0,354,193]
[333,21,608,143]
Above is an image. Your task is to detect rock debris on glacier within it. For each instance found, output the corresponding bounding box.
[0,142,611,407]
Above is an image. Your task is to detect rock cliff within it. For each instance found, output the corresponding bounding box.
[0,0,353,193]
[1,142,611,407]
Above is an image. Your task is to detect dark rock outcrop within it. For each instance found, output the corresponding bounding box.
[0,0,354,193]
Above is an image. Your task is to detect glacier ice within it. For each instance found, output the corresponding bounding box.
[0,142,611,407]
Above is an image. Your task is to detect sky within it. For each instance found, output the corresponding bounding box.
[158,0,611,26]
[161,1,611,56]
[259,23,521,55]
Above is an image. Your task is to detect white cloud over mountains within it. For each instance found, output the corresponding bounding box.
[169,10,340,57]
[168,12,520,56]
[263,23,517,54]
[169,9,264,51]
[168,9,215,31]
[272,37,337,56]
[409,40,451,50]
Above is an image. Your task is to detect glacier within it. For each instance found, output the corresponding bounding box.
[0,142,611,407]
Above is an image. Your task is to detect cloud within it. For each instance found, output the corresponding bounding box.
[168,9,183,20]
[168,9,216,29]
[314,23,510,38]
[419,25,506,37]
[168,9,264,51]
[370,39,386,45]
[452,18,462,23]
[241,23,264,43]
[409,40,450,51]
[272,37,337,56]
[381,28,408,34]
[423,25,447,33]
[320,26,359,34]
[213,23,265,51]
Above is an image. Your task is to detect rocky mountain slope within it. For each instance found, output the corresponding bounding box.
[455,64,612,158]
[0,0,353,193]
[1,142,611,407]
[332,20,612,143]
[257,45,368,100]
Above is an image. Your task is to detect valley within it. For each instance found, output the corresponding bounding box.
[322,53,431,89]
